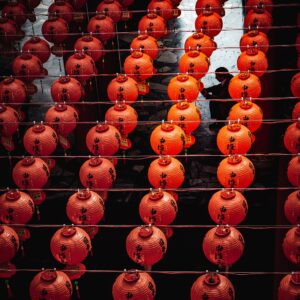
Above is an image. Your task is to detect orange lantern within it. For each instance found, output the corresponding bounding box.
[148,156,185,189]
[167,74,202,103]
[292,102,300,120]
[150,123,185,155]
[291,72,300,100]
[2,2,28,26]
[48,1,74,23]
[240,30,269,54]
[79,157,116,189]
[0,225,19,263]
[178,50,209,80]
[202,225,245,267]
[139,189,177,225]
[217,155,255,188]
[284,191,300,224]
[208,189,248,225]
[126,225,167,267]
[228,72,261,100]
[147,0,180,21]
[87,13,115,42]
[50,226,92,265]
[96,0,123,23]
[216,123,253,155]
[0,104,19,137]
[29,270,73,300]
[0,17,19,43]
[284,122,300,154]
[278,273,300,300]
[86,123,121,155]
[112,270,156,300]
[237,47,268,77]
[287,156,300,187]
[244,8,272,33]
[228,100,263,133]
[246,0,273,13]
[138,13,167,39]
[195,0,224,16]
[191,273,235,300]
[107,74,139,104]
[74,35,104,62]
[130,35,159,60]
[184,32,217,57]
[51,76,84,103]
[66,189,105,225]
[195,10,223,38]
[22,37,51,64]
[283,227,300,264]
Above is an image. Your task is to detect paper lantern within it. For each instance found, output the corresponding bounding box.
[240,30,269,53]
[2,2,28,26]
[0,225,19,263]
[51,76,84,103]
[191,273,235,300]
[138,13,167,39]
[287,157,300,187]
[79,157,116,189]
[217,123,253,155]
[202,226,245,267]
[291,72,300,100]
[112,270,156,300]
[51,226,91,265]
[228,100,263,132]
[278,273,300,300]
[0,17,19,43]
[178,50,209,80]
[147,0,179,21]
[0,104,19,137]
[237,47,268,77]
[74,35,104,62]
[13,157,50,189]
[217,155,255,188]
[48,1,74,23]
[293,102,300,120]
[22,37,51,64]
[244,8,272,33]
[195,10,223,38]
[167,74,201,103]
[29,270,73,300]
[208,189,248,225]
[228,72,261,100]
[246,0,273,13]
[284,122,300,154]
[130,35,159,60]
[282,227,300,264]
[126,225,167,267]
[87,13,115,42]
[284,191,300,224]
[148,156,185,189]
[184,32,217,57]
[96,0,122,23]
[195,0,224,16]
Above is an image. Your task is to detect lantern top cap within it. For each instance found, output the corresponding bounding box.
[76,189,91,200]
[116,74,128,83]
[6,190,21,201]
[89,157,103,167]
[203,273,221,286]
[215,226,231,237]
[124,270,140,283]
[227,155,242,164]
[192,32,205,39]
[54,103,67,112]
[114,103,127,111]
[220,190,236,200]
[138,226,153,238]
[161,122,175,132]
[41,270,58,282]
[61,226,77,237]
[149,190,164,201]
[29,36,42,43]
[227,122,242,132]
[22,157,36,166]
[95,123,109,133]
[158,156,172,166]
[176,74,189,82]
[176,101,189,110]
[58,76,71,84]
[3,77,15,84]
[32,124,46,133]
[131,51,143,59]
[81,35,94,42]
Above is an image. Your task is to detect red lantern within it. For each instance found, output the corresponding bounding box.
[278,273,300,300]
[48,1,74,23]
[0,104,19,137]
[138,13,167,40]
[74,35,104,62]
[79,157,116,189]
[208,189,248,225]
[284,122,300,154]
[284,191,300,224]
[287,156,300,187]
[112,270,156,300]
[86,124,121,155]
[0,17,19,43]
[292,102,300,120]
[246,0,273,13]
[237,47,268,77]
[50,226,91,265]
[139,189,178,225]
[147,0,180,21]
[228,72,261,100]
[51,76,84,103]
[150,123,186,155]
[283,227,300,264]
[30,270,73,300]
[107,74,139,104]
[195,10,223,38]
[12,157,50,189]
[22,37,51,64]
[0,225,19,263]
[126,225,167,267]
[228,100,263,133]
[240,30,269,54]
[184,32,217,57]
[65,52,97,83]
[179,50,209,80]
[2,2,28,26]
[195,0,224,16]
[124,51,155,82]
[217,155,255,188]
[87,13,115,42]
[148,156,185,189]
[191,273,235,300]
[66,189,105,225]
[291,72,300,100]
[202,226,245,266]
[96,0,122,23]
[244,8,272,33]
[167,74,202,103]
[130,35,159,60]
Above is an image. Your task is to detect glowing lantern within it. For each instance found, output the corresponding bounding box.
[87,13,115,42]
[148,156,185,189]
[2,2,28,26]
[74,35,104,62]
[0,104,19,137]
[112,270,156,300]
[284,191,300,224]
[147,0,180,21]
[48,1,74,23]
[0,17,19,43]
[217,155,255,188]
[178,50,209,80]
[283,227,300,264]
[195,0,224,16]
[287,156,300,187]
[130,35,159,60]
[22,37,51,64]
[202,226,245,267]
[138,13,167,40]
[191,273,235,300]
[246,0,273,13]
[184,32,217,57]
[240,30,269,53]
[278,273,300,300]
[292,102,300,120]
[228,72,261,100]
[126,225,167,267]
[29,270,73,300]
[291,72,300,100]
[244,8,272,33]
[96,0,123,23]
[284,122,300,154]
[208,189,248,225]
[0,225,19,263]
[79,157,116,189]
[195,10,223,38]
